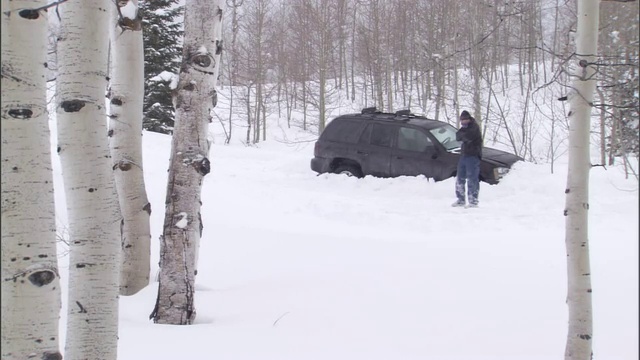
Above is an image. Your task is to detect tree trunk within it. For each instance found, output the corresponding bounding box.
[596,87,607,165]
[56,0,121,358]
[1,1,62,359]
[564,0,598,359]
[318,26,327,133]
[151,0,224,325]
[109,0,151,296]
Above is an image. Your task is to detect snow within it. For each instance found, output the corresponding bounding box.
[119,1,137,20]
[149,70,177,84]
[47,88,638,359]
[175,212,188,228]
[112,131,638,360]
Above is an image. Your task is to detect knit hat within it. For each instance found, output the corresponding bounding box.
[460,110,471,120]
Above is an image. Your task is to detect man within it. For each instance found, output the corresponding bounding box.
[452,110,483,208]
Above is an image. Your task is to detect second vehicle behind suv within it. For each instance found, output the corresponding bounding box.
[311,108,522,184]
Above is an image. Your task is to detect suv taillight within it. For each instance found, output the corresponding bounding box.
[314,142,319,157]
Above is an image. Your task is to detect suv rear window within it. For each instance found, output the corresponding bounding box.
[320,119,363,144]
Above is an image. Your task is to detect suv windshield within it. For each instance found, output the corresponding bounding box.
[429,124,461,151]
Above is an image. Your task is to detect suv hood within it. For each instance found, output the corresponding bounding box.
[482,147,522,167]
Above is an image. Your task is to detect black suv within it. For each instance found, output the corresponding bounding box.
[311,108,522,184]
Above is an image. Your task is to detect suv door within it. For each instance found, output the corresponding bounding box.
[356,122,395,177]
[390,126,442,179]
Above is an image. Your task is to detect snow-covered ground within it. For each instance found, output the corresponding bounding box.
[50,123,638,359]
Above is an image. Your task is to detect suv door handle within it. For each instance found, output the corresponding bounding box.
[356,150,368,155]
[394,156,403,160]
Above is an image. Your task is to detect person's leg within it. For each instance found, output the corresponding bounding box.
[454,158,467,205]
[467,156,480,205]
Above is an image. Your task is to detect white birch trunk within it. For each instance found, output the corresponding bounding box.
[1,2,62,359]
[151,0,224,325]
[56,0,121,358]
[564,0,598,359]
[108,0,151,296]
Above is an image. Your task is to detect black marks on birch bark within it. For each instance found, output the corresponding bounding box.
[192,55,211,68]
[8,109,33,119]
[110,96,123,106]
[28,270,55,287]
[75,263,95,268]
[114,159,132,171]
[188,48,216,75]
[75,301,87,313]
[61,99,85,112]
[42,351,63,360]
[578,334,591,340]
[143,202,151,215]
[194,157,210,176]
[184,272,195,324]
[211,89,218,107]
[18,9,39,19]
[1,64,24,82]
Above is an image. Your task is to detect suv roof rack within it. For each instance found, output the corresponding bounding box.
[395,109,412,116]
[358,107,419,122]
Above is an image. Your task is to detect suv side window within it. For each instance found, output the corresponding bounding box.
[321,119,363,143]
[397,127,433,152]
[369,123,395,147]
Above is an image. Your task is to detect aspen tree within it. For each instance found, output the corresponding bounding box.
[564,0,599,358]
[1,1,62,358]
[56,0,121,358]
[151,0,224,325]
[108,0,151,296]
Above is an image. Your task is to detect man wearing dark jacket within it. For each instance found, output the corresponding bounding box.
[452,110,483,208]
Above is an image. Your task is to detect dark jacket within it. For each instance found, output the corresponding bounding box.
[456,117,483,158]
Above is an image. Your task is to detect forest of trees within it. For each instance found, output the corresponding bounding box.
[143,0,638,167]
[1,0,637,359]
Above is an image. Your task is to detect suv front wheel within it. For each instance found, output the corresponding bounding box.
[334,164,363,178]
